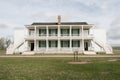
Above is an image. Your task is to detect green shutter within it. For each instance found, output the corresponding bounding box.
[56,29,57,35]
[79,41,80,47]
[68,41,70,47]
[71,29,73,36]
[49,41,51,47]
[45,41,46,47]
[78,29,79,35]
[39,41,40,47]
[67,29,69,36]
[39,41,41,47]
[61,41,63,47]
[72,40,73,47]
[56,41,57,47]
[78,41,80,47]
[49,29,51,36]
[45,29,46,34]
[49,29,50,35]
[39,29,41,36]
[61,29,62,36]
[79,29,80,35]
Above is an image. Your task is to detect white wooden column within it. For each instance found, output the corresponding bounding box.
[90,40,92,51]
[46,39,48,51]
[46,26,48,37]
[46,26,48,51]
[82,25,84,52]
[58,25,60,37]
[34,26,37,52]
[79,26,81,36]
[58,25,60,50]
[70,25,72,49]
[70,25,72,37]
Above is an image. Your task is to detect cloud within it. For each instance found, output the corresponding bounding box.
[0,23,9,28]
[0,0,120,44]
[108,16,120,40]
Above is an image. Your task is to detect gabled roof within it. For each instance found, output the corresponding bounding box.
[31,22,88,25]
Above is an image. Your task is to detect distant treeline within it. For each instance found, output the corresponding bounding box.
[112,46,120,50]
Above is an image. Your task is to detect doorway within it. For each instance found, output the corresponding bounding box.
[84,41,88,51]
[31,43,34,51]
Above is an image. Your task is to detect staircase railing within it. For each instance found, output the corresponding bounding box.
[13,40,26,52]
[93,38,113,54]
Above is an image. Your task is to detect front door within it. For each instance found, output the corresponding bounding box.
[31,43,34,51]
[84,42,88,51]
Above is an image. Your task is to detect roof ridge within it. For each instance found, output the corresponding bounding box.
[32,22,88,25]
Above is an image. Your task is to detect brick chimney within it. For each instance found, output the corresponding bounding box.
[58,15,61,25]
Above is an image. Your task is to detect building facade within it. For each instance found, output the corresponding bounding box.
[6,16,113,54]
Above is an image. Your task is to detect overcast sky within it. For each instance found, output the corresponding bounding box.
[0,0,120,45]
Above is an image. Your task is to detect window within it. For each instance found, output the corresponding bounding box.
[29,29,34,36]
[72,29,79,36]
[61,40,70,47]
[72,40,80,47]
[83,29,89,36]
[61,29,69,36]
[49,29,57,36]
[39,41,46,47]
[39,29,46,36]
[49,41,57,47]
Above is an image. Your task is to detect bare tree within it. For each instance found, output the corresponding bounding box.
[0,38,5,50]
[5,38,11,49]
[0,37,11,50]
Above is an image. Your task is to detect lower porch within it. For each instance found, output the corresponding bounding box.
[24,40,95,54]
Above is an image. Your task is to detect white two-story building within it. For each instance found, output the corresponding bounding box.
[6,16,113,55]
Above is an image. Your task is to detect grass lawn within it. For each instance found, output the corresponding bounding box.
[0,57,120,80]
[113,50,120,55]
[0,50,5,55]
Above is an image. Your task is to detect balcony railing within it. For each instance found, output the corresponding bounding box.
[39,34,47,36]
[61,34,69,36]
[25,35,34,40]
[71,34,80,36]
[49,34,58,36]
[38,34,58,36]
[25,34,94,40]
[83,34,93,39]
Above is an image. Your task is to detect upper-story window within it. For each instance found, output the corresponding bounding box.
[72,29,79,36]
[39,29,46,36]
[84,29,89,36]
[49,29,57,36]
[61,29,69,36]
[29,29,34,36]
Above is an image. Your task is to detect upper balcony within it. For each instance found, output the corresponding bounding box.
[25,28,94,40]
[25,34,93,40]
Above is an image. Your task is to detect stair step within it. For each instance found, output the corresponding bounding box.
[84,51,96,54]
[22,51,35,55]
[93,39,113,54]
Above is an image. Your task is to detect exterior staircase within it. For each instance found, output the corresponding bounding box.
[6,40,25,54]
[93,39,113,54]
[14,40,25,51]
[6,43,14,54]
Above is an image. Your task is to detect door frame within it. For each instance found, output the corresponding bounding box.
[84,41,89,51]
[30,42,34,51]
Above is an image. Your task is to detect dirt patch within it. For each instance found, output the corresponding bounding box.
[108,59,117,62]
[68,61,92,64]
